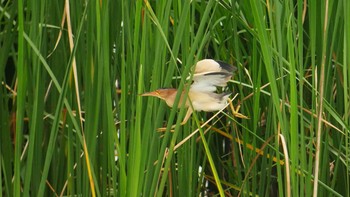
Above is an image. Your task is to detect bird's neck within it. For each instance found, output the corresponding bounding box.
[164,89,186,108]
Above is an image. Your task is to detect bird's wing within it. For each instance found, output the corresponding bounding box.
[190,72,232,92]
[194,59,237,74]
[215,61,237,73]
[188,59,237,92]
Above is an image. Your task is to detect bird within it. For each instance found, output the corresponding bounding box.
[141,59,245,128]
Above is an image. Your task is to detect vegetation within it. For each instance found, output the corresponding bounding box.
[1,0,349,196]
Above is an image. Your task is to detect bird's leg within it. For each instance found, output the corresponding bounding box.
[157,108,193,132]
[181,108,193,125]
[228,98,249,119]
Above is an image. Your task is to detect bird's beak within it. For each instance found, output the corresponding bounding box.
[140,91,158,97]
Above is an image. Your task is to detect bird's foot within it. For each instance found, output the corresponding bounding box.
[156,124,176,132]
[156,114,189,132]
[157,127,171,132]
[230,104,249,119]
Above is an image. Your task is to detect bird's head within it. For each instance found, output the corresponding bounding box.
[140,88,177,101]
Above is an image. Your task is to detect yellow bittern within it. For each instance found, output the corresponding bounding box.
[141,59,242,126]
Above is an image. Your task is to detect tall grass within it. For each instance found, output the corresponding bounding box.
[1,0,349,196]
